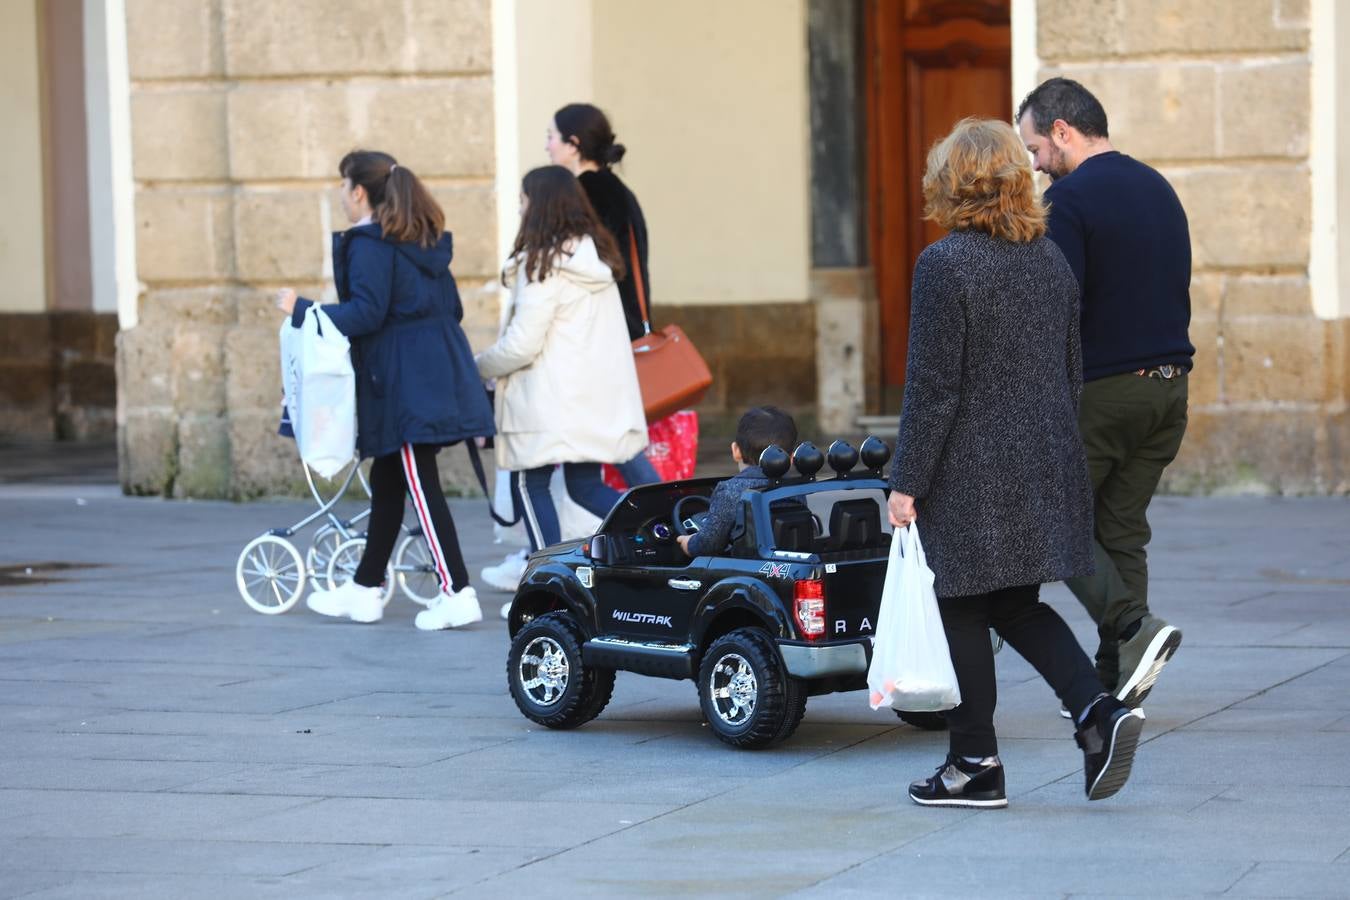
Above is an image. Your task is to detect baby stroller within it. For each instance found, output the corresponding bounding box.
[234,456,441,615]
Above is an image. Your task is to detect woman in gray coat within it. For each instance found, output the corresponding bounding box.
[887,118,1145,809]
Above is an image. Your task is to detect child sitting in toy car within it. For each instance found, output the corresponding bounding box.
[677,406,798,557]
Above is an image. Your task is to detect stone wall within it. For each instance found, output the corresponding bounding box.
[0,313,118,441]
[1038,0,1349,494]
[118,0,499,498]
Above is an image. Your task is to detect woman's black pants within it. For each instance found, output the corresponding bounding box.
[353,443,469,595]
[940,584,1104,758]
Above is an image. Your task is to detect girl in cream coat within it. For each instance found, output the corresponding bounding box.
[477,166,647,554]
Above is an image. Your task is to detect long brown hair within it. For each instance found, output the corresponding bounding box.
[922,118,1047,243]
[339,150,444,248]
[505,166,626,284]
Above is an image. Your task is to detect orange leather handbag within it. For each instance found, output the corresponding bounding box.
[627,225,712,421]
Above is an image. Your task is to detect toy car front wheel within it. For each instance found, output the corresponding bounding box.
[698,627,806,749]
[507,611,615,730]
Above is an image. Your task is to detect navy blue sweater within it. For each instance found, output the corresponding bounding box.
[1044,151,1194,382]
[686,465,769,556]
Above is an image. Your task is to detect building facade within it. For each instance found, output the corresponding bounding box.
[1,0,1346,496]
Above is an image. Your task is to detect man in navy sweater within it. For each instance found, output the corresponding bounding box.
[1017,78,1191,711]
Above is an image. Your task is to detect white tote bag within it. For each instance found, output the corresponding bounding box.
[867,523,962,712]
[279,307,356,478]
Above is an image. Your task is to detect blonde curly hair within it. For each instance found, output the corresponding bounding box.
[922,117,1046,243]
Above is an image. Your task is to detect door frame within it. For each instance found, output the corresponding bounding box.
[864,1,1012,408]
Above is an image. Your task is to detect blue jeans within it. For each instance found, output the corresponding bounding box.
[515,463,621,551]
[614,451,660,487]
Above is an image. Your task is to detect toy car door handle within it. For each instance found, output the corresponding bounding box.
[667,578,702,591]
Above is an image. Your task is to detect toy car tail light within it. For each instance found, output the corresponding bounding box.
[793,578,826,640]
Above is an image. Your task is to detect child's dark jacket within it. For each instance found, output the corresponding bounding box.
[291,222,494,459]
[686,465,770,556]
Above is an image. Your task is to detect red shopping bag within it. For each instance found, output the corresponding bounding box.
[603,410,699,490]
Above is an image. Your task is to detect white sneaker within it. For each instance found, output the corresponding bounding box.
[500,600,512,621]
[414,586,483,631]
[306,579,383,623]
[481,549,528,593]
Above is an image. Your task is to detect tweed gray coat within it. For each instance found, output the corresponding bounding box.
[889,230,1094,598]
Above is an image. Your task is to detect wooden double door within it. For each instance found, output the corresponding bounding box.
[867,0,1012,410]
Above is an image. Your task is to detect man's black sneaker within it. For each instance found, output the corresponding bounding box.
[1115,615,1182,708]
[908,755,1007,809]
[1076,695,1145,801]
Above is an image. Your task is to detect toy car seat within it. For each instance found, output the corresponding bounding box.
[770,500,817,552]
[825,498,883,552]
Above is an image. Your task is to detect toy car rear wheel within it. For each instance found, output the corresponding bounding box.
[507,611,615,729]
[698,627,806,749]
[894,709,949,731]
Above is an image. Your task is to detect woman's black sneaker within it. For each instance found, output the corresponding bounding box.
[908,755,1007,809]
[1076,694,1145,801]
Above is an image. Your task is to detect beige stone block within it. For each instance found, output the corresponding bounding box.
[234,191,328,282]
[1163,408,1323,495]
[222,0,490,77]
[227,78,494,181]
[1222,316,1327,403]
[1040,65,1215,160]
[137,288,238,328]
[135,188,235,282]
[125,0,222,79]
[1190,273,1223,315]
[1322,408,1350,495]
[174,414,232,498]
[435,183,497,278]
[116,325,175,409]
[1188,314,1220,406]
[171,325,228,415]
[458,278,503,352]
[1119,0,1308,54]
[131,89,229,182]
[225,325,283,414]
[1218,61,1310,158]
[1167,165,1309,268]
[1036,0,1119,59]
[1277,0,1310,24]
[229,410,304,499]
[1224,276,1312,316]
[118,411,178,496]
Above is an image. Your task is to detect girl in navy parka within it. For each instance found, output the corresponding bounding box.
[276,150,494,631]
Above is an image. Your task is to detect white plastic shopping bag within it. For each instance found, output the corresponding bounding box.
[867,523,962,712]
[279,306,356,478]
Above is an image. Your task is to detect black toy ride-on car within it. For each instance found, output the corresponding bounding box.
[502,437,948,748]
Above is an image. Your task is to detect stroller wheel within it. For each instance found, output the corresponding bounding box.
[305,525,343,592]
[393,533,439,606]
[326,537,395,608]
[236,535,306,614]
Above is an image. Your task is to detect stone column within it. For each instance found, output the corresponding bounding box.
[808,0,875,434]
[1037,0,1347,493]
[119,0,498,498]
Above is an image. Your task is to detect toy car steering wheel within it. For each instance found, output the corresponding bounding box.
[672,494,712,537]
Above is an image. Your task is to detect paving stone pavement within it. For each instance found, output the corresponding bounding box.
[0,479,1348,898]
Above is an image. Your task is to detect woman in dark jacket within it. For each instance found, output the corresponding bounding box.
[545,103,662,488]
[887,119,1146,809]
[277,149,493,631]
[548,103,651,343]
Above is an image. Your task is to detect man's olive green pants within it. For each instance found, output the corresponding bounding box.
[1066,370,1188,676]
